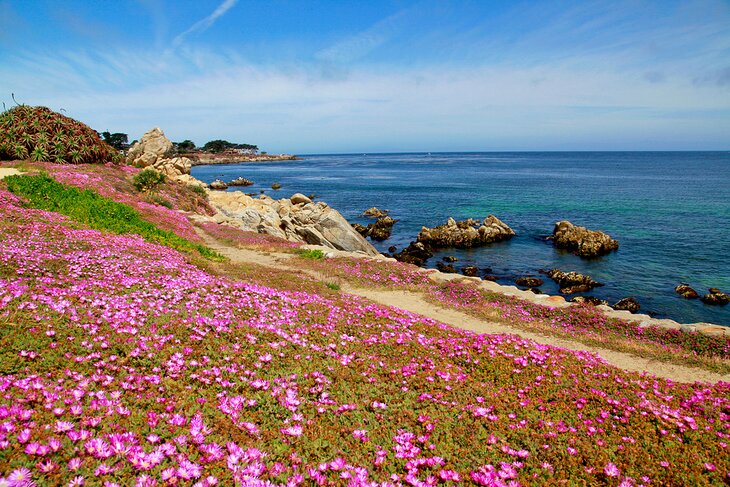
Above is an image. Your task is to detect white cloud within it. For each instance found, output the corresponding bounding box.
[172,0,238,48]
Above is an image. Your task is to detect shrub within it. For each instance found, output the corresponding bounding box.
[0,104,122,164]
[296,248,325,259]
[133,168,166,192]
[148,194,173,208]
[189,184,208,197]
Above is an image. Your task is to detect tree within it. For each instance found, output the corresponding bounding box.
[101,131,129,151]
[174,140,196,153]
[202,139,232,153]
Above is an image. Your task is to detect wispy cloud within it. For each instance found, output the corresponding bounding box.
[172,0,238,48]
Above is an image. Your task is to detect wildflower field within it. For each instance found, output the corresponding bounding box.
[0,168,729,486]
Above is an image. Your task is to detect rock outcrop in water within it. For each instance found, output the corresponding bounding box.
[363,207,389,218]
[393,242,433,266]
[516,277,544,288]
[613,297,641,313]
[417,215,515,249]
[701,288,729,306]
[208,191,379,255]
[675,284,699,299]
[353,216,397,241]
[551,220,619,258]
[545,269,604,294]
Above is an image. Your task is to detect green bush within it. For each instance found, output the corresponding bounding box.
[0,105,122,164]
[133,168,166,192]
[148,194,173,209]
[4,173,221,260]
[189,184,207,197]
[296,248,325,259]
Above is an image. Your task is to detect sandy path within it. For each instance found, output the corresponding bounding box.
[0,168,22,180]
[199,230,730,384]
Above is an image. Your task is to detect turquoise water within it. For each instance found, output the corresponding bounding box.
[192,152,730,326]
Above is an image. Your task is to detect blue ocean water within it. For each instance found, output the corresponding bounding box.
[192,152,730,326]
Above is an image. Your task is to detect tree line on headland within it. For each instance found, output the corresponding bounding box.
[99,131,260,155]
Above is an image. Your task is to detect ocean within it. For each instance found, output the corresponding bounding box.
[192,152,730,326]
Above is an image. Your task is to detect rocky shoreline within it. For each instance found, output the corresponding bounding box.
[187,153,298,166]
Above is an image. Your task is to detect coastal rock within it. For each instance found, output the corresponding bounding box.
[393,242,433,266]
[436,262,457,273]
[353,216,397,241]
[570,296,609,306]
[613,297,641,313]
[546,269,604,294]
[461,266,480,277]
[271,182,282,190]
[674,284,699,299]
[127,128,193,178]
[442,256,458,263]
[363,207,389,218]
[515,277,544,288]
[700,288,729,306]
[209,179,228,190]
[417,215,515,249]
[207,191,379,255]
[290,193,312,205]
[551,220,619,258]
[229,177,254,187]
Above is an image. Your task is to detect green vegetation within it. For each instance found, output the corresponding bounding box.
[4,173,221,260]
[133,168,166,192]
[296,248,325,259]
[0,104,122,164]
[100,131,129,150]
[202,139,258,154]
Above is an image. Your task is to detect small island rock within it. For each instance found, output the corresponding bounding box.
[209,179,228,190]
[546,269,604,294]
[700,288,729,306]
[229,177,254,187]
[552,220,619,258]
[417,215,515,249]
[516,277,544,288]
[363,207,389,218]
[675,284,699,299]
[393,242,433,266]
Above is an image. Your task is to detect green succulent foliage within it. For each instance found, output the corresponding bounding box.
[0,104,123,164]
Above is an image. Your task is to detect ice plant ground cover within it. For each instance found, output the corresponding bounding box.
[293,256,730,374]
[1,186,729,485]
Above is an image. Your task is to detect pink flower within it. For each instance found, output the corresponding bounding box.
[281,425,303,437]
[604,462,621,478]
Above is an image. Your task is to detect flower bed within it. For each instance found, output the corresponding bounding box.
[0,189,728,486]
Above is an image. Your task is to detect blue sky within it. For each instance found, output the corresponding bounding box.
[1,0,729,153]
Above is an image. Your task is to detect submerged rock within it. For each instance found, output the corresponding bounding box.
[461,266,480,277]
[675,284,699,299]
[613,297,641,313]
[700,288,729,306]
[551,220,619,258]
[546,269,604,294]
[436,262,457,273]
[417,215,515,249]
[442,256,458,263]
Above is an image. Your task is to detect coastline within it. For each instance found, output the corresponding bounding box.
[186,153,298,166]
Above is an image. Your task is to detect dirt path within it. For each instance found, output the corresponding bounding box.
[199,230,730,384]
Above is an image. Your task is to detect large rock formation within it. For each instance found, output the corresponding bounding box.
[417,215,515,249]
[127,128,192,178]
[551,221,619,258]
[545,269,604,294]
[207,191,379,255]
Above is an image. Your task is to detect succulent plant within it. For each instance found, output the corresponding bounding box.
[0,104,122,164]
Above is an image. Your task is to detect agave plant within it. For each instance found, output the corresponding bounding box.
[0,104,123,164]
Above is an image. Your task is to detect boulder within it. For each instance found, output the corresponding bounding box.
[209,179,228,190]
[417,215,515,249]
[393,242,433,266]
[442,256,458,263]
[229,177,254,187]
[613,297,640,313]
[436,262,457,273]
[354,216,397,241]
[290,193,312,205]
[461,266,480,277]
[363,207,389,218]
[546,269,604,294]
[126,128,192,178]
[570,296,609,306]
[674,284,699,299]
[551,220,618,258]
[515,277,544,288]
[271,182,282,190]
[700,288,729,306]
[207,191,378,255]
